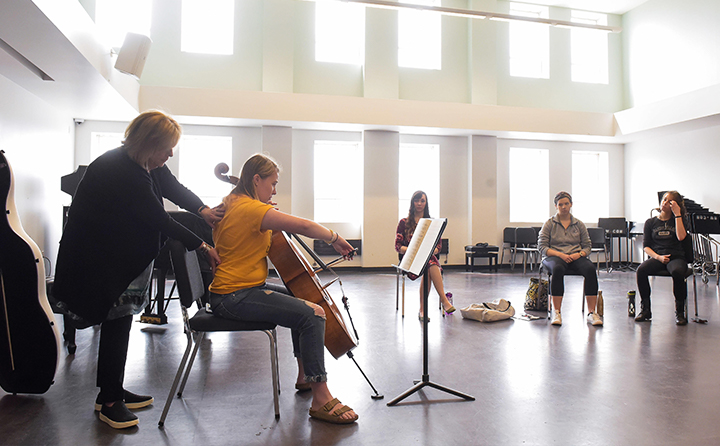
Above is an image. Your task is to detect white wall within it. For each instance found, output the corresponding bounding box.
[625,123,720,226]
[623,0,720,108]
[0,75,74,274]
[77,0,624,113]
[496,138,625,239]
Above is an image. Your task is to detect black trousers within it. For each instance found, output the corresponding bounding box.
[96,315,133,403]
[542,256,599,297]
[636,257,687,305]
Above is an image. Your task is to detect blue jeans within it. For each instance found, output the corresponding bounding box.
[210,285,327,382]
[542,256,598,297]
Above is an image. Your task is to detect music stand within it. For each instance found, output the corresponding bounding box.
[598,217,628,271]
[387,218,475,406]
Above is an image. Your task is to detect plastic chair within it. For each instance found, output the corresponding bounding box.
[587,227,609,273]
[513,227,539,273]
[540,264,588,319]
[158,240,281,427]
[500,227,516,266]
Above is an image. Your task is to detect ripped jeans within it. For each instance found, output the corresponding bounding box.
[210,285,327,382]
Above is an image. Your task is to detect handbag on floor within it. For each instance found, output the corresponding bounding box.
[524,277,549,311]
[461,299,515,322]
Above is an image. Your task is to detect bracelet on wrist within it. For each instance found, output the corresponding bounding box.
[198,205,209,213]
[326,229,339,245]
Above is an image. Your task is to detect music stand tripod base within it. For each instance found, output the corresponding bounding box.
[387,268,474,406]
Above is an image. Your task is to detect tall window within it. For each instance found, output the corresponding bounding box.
[571,11,609,84]
[398,143,440,220]
[181,0,234,55]
[95,0,152,48]
[178,136,232,207]
[398,0,441,70]
[509,147,549,222]
[314,141,363,223]
[509,3,549,79]
[90,132,123,162]
[315,1,365,65]
[571,151,609,223]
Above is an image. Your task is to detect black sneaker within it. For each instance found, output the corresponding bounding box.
[99,401,138,429]
[124,390,154,409]
[95,390,154,411]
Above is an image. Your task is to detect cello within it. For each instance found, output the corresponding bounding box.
[0,151,61,394]
[214,163,382,397]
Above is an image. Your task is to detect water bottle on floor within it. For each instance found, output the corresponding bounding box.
[627,290,636,317]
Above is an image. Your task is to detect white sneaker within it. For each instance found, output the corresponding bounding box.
[551,310,562,326]
[587,312,603,326]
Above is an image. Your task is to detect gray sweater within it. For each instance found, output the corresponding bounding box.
[538,214,591,258]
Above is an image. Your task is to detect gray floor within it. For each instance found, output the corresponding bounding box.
[2,267,720,446]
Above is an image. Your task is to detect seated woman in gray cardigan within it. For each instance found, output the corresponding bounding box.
[538,191,601,327]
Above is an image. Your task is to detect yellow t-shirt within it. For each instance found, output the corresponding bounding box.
[209,195,274,294]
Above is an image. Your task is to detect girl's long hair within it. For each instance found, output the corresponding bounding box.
[405,190,431,238]
[664,190,687,218]
[228,153,279,202]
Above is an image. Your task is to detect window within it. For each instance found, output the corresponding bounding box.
[398,0,441,70]
[509,147,549,222]
[571,11,609,84]
[571,151,609,222]
[509,3,549,79]
[178,135,232,207]
[398,143,440,220]
[314,141,363,223]
[181,0,234,55]
[95,0,152,48]
[90,132,123,162]
[315,1,365,65]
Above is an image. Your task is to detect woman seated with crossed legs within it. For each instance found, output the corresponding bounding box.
[538,191,601,327]
[208,154,358,424]
[395,190,455,321]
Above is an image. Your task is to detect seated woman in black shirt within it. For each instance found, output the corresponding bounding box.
[635,190,690,325]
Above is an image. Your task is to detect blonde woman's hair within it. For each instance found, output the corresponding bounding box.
[123,110,182,169]
[230,153,280,201]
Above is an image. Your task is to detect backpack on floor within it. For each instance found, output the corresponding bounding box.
[461,299,515,322]
[524,277,549,311]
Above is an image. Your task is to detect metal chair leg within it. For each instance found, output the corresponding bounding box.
[177,332,204,397]
[159,329,194,427]
[264,329,280,419]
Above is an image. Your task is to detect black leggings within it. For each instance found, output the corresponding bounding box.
[542,256,598,297]
[636,257,687,304]
[96,315,133,403]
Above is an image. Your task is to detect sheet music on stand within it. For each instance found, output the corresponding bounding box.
[398,218,447,277]
[388,217,474,406]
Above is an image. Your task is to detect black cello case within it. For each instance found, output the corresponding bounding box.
[0,150,61,394]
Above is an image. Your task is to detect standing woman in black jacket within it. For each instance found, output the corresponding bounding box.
[53,111,221,429]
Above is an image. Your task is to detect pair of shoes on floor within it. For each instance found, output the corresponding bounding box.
[634,311,652,322]
[309,397,358,424]
[99,401,138,429]
[295,382,312,392]
[95,390,153,411]
[551,310,562,326]
[418,313,430,322]
[587,312,603,326]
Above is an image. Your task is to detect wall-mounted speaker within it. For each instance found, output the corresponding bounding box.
[114,32,152,79]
